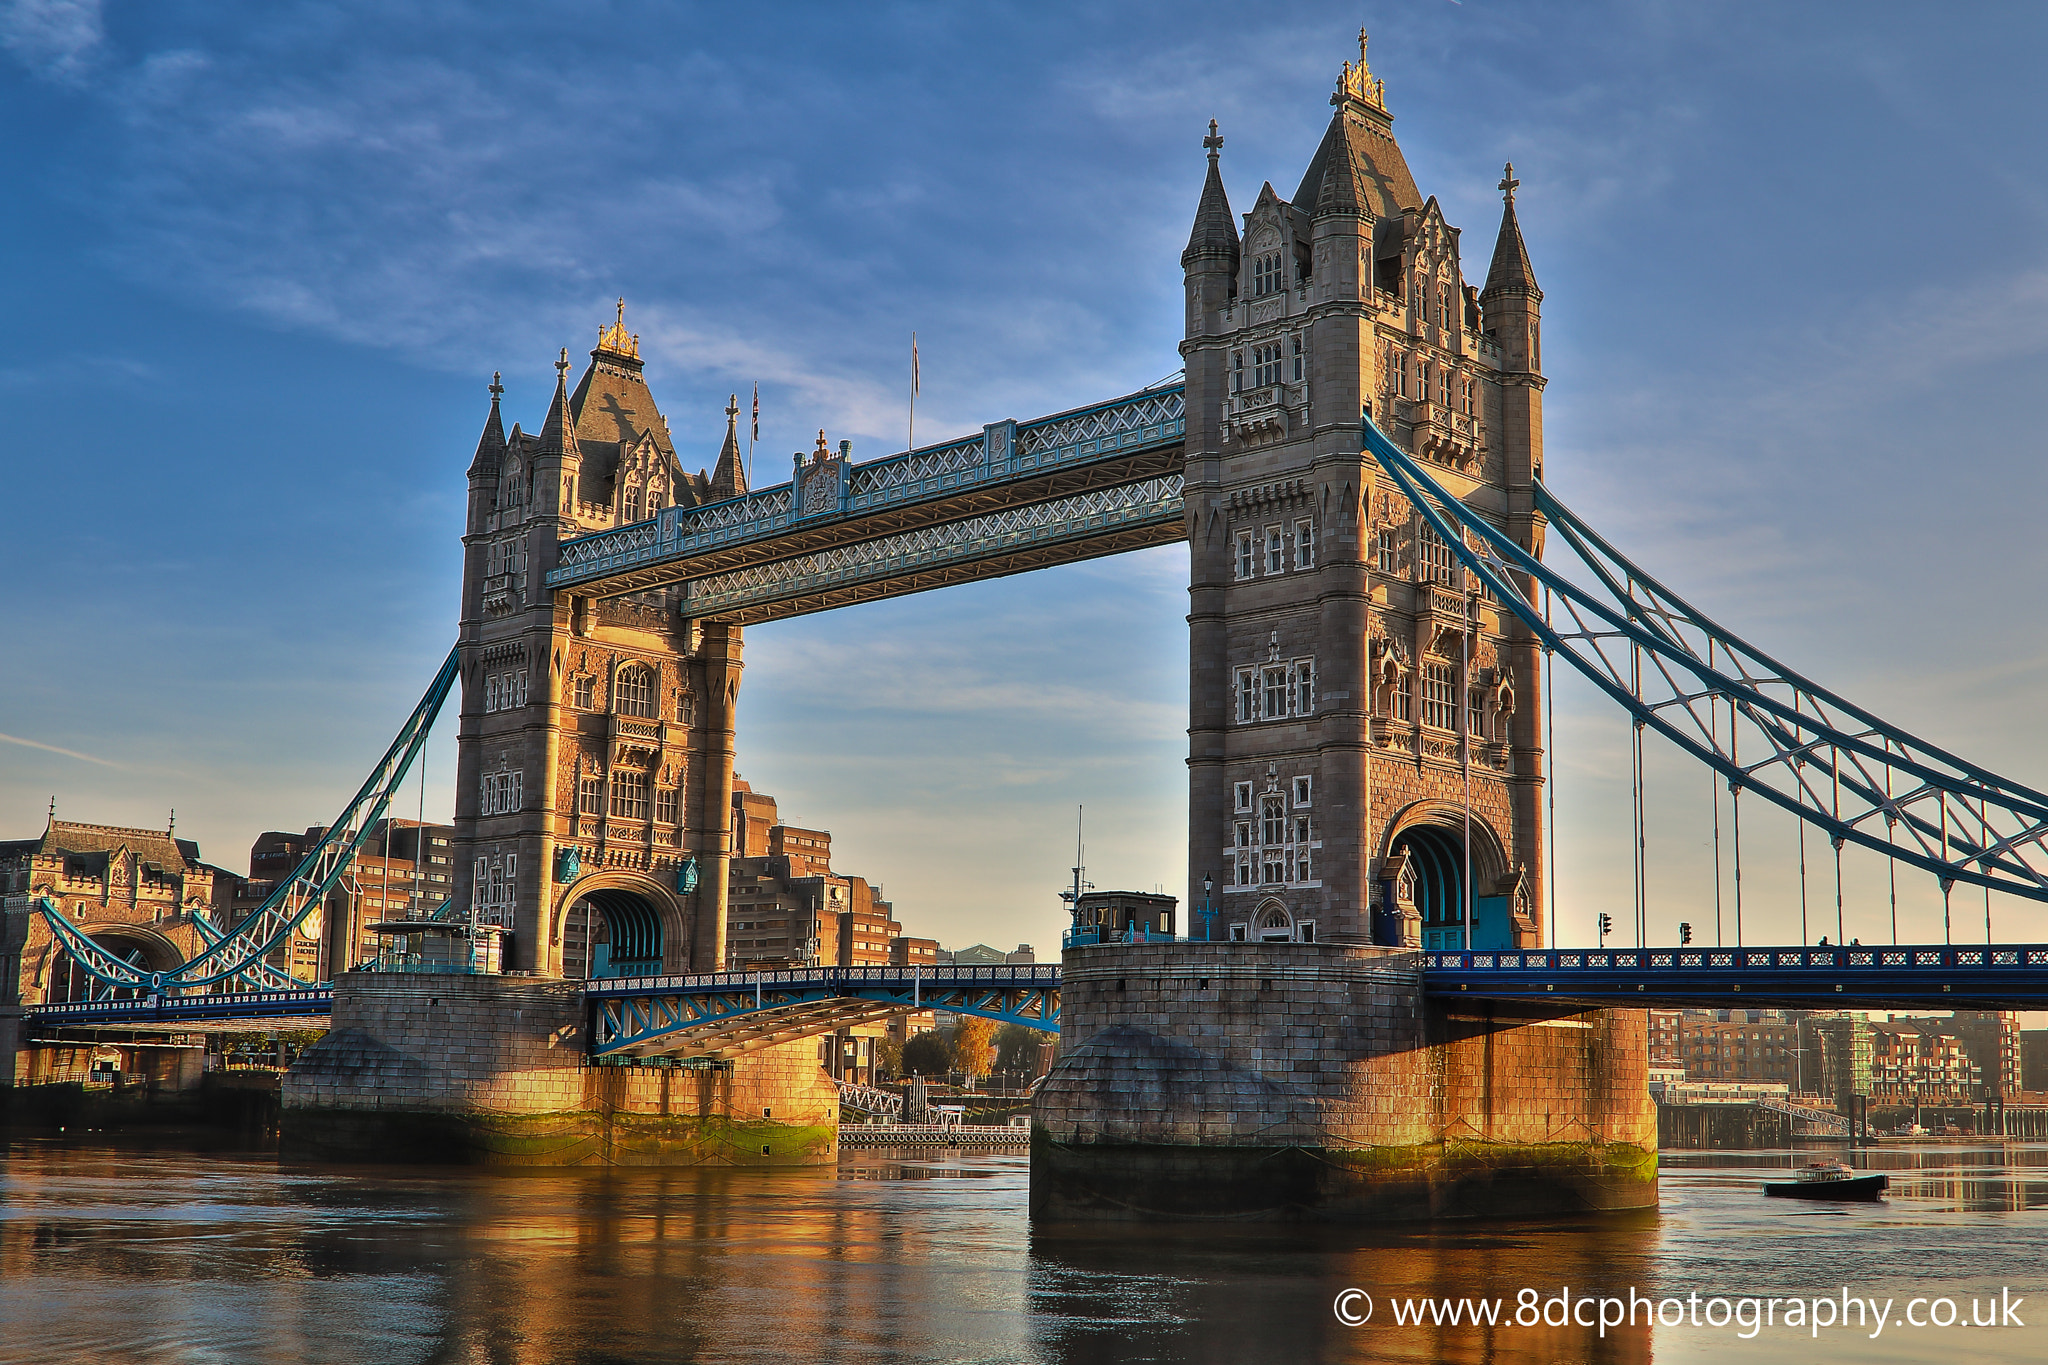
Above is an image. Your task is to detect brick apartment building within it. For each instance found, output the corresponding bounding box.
[1653,1007,2022,1109]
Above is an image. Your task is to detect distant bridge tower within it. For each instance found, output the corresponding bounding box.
[454,308,749,976]
[1182,36,1548,950]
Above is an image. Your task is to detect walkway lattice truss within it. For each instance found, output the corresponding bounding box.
[1366,415,2048,907]
[682,473,1184,620]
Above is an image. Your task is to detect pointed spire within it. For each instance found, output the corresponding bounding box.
[709,393,747,500]
[1310,113,1370,218]
[1183,119,1240,271]
[467,371,508,477]
[1481,163,1541,300]
[538,349,581,458]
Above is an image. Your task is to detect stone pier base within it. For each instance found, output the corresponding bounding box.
[281,973,836,1166]
[1030,943,1656,1221]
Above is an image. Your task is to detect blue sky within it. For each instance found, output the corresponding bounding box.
[5,2,2048,957]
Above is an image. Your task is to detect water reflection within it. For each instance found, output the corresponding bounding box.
[1,1139,2045,1364]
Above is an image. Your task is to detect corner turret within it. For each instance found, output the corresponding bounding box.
[1183,119,1241,277]
[1479,163,1542,375]
[708,394,747,502]
[468,373,507,478]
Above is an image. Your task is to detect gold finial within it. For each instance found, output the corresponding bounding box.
[1499,162,1520,205]
[1332,29,1387,111]
[814,429,830,462]
[597,298,640,359]
[556,348,570,381]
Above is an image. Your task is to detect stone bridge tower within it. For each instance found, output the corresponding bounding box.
[1182,36,1547,951]
[453,306,749,977]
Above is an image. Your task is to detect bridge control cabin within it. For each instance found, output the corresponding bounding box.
[1067,890,1177,946]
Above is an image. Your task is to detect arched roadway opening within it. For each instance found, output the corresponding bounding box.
[1383,804,1511,950]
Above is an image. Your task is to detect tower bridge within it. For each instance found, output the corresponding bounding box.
[10,34,2048,1214]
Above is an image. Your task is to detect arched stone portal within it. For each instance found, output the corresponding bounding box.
[1383,803,1512,950]
[548,872,688,979]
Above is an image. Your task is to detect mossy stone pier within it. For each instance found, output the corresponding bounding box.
[1031,942,1656,1221]
[282,973,836,1165]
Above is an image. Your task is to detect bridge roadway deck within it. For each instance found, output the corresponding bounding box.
[24,945,2048,1042]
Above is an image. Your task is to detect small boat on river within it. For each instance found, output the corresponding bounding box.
[1762,1160,1888,1201]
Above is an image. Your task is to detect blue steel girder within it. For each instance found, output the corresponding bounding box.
[543,385,1186,610]
[1426,944,2048,1011]
[1361,413,2048,906]
[584,966,1061,1059]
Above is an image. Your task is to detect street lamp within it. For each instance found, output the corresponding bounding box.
[1201,873,1215,942]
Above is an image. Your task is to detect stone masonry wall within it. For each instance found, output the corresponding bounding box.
[1033,941,1655,1220]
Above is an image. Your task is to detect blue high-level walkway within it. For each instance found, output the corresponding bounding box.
[543,384,1186,624]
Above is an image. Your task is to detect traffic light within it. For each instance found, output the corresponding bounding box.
[1679,922,1693,946]
[1597,913,1612,946]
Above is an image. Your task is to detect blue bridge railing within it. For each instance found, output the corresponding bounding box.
[1062,926,1177,948]
[27,987,335,1026]
[1426,943,2048,1009]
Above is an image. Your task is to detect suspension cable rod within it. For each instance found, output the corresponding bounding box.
[1361,413,2048,905]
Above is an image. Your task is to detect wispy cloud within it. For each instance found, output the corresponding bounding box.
[0,0,103,84]
[0,731,120,767]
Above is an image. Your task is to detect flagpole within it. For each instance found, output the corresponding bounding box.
[908,331,918,453]
[748,382,758,491]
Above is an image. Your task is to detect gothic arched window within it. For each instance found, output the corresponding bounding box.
[614,665,656,718]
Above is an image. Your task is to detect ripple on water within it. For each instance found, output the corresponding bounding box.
[1,1139,2045,1364]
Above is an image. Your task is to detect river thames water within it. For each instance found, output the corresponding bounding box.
[3,1138,2047,1364]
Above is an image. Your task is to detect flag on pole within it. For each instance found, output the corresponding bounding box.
[750,383,759,442]
[908,331,919,452]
